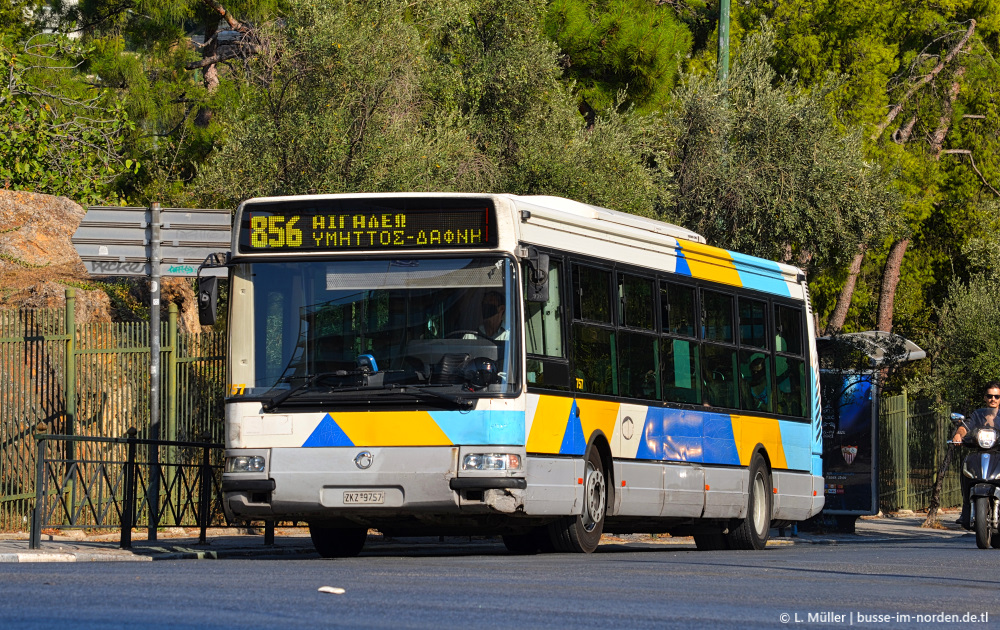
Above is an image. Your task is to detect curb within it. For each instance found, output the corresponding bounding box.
[0,552,152,563]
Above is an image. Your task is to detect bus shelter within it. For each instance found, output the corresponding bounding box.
[816,332,925,531]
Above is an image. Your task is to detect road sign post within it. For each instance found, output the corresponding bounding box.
[72,204,232,539]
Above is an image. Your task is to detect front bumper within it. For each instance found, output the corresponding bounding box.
[223,446,529,525]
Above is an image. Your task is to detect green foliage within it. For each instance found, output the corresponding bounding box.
[664,27,894,269]
[0,1,38,44]
[732,1,1000,352]
[544,0,692,115]
[0,37,136,205]
[60,0,290,203]
[924,273,1000,411]
[193,0,673,217]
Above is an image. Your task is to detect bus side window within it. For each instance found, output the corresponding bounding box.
[572,264,615,395]
[660,282,700,404]
[702,290,733,343]
[775,356,807,417]
[661,282,696,337]
[524,258,570,389]
[702,344,739,408]
[573,324,615,395]
[774,305,806,417]
[524,259,564,357]
[774,305,803,355]
[661,337,700,404]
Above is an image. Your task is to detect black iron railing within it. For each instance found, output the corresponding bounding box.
[30,428,226,549]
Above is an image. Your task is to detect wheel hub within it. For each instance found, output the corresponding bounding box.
[751,472,767,536]
[583,462,606,531]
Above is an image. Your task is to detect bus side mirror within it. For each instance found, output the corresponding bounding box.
[197,276,219,326]
[526,250,549,303]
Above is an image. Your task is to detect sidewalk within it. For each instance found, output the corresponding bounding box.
[789,511,971,545]
[0,527,318,563]
[0,512,971,562]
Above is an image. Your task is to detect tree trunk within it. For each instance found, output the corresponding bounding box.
[871,20,976,141]
[922,445,956,528]
[876,238,910,332]
[194,19,220,127]
[824,245,866,336]
[201,19,220,93]
[930,68,964,158]
[891,115,917,144]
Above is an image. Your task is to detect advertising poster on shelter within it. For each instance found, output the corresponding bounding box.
[821,371,876,514]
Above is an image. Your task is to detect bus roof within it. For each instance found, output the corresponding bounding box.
[505,195,707,244]
[234,193,805,296]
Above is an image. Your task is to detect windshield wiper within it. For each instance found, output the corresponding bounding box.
[261,372,353,412]
[261,377,473,411]
[389,384,473,410]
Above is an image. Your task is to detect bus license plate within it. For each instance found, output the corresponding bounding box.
[343,491,385,504]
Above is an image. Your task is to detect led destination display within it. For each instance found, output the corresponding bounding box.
[238,201,494,253]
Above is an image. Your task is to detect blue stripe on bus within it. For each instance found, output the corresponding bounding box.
[559,400,586,455]
[728,251,791,297]
[303,413,354,447]
[634,407,740,466]
[777,420,811,471]
[674,246,692,277]
[703,411,741,465]
[430,410,525,445]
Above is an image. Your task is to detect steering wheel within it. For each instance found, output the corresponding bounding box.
[445,330,487,339]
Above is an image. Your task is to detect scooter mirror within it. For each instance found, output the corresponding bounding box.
[950,412,966,425]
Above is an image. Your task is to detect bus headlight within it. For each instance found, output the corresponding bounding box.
[978,429,997,449]
[462,453,522,471]
[226,455,266,473]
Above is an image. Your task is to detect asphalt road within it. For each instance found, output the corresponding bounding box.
[2,535,996,630]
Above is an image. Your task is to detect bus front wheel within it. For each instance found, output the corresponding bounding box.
[309,524,368,558]
[548,447,606,553]
[728,453,772,550]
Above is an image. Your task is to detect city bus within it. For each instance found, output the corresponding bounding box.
[212,193,824,556]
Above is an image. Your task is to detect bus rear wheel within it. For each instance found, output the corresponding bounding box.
[502,532,539,555]
[728,453,772,550]
[548,447,606,553]
[693,532,730,551]
[309,524,368,558]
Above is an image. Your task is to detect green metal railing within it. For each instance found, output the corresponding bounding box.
[0,289,224,530]
[879,392,962,512]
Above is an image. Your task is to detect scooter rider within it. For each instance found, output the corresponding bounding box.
[952,381,1000,529]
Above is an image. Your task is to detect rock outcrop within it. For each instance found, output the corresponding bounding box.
[0,190,200,328]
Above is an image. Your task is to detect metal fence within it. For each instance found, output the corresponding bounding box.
[0,289,224,530]
[29,431,225,548]
[879,392,962,512]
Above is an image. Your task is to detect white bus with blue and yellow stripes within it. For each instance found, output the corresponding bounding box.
[218,193,823,556]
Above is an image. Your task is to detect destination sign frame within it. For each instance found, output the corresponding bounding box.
[236,198,496,254]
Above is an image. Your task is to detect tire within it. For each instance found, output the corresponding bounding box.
[548,447,607,553]
[694,531,730,551]
[728,452,773,550]
[974,496,991,550]
[309,524,368,558]
[501,533,539,555]
[834,515,857,534]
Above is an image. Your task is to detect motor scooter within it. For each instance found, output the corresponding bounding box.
[951,412,1000,549]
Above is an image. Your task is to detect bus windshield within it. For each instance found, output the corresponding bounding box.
[237,256,518,402]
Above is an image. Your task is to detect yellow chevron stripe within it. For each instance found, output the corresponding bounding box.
[576,399,620,446]
[679,241,742,287]
[731,414,787,469]
[331,411,452,446]
[526,396,574,453]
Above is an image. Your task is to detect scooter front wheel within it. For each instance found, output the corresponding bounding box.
[974,496,992,549]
